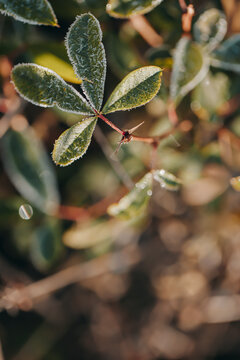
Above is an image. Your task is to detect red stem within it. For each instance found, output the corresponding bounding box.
[94,110,124,135]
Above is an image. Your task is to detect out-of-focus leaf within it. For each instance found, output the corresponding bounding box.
[66,13,106,111]
[211,35,240,73]
[107,33,141,78]
[182,177,228,206]
[30,221,63,272]
[29,43,81,84]
[146,45,173,69]
[63,217,140,251]
[0,0,58,26]
[52,117,97,166]
[230,116,240,137]
[191,72,230,121]
[230,176,240,192]
[63,218,117,249]
[1,128,59,214]
[11,64,93,115]
[153,169,181,191]
[106,0,164,18]
[170,37,209,106]
[102,66,162,114]
[108,172,153,220]
[194,8,227,52]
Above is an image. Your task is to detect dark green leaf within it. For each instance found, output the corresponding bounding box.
[30,221,63,272]
[102,66,162,114]
[0,0,58,26]
[66,13,106,111]
[11,64,93,115]
[106,0,164,18]
[194,8,227,51]
[1,128,59,214]
[211,34,240,73]
[107,172,153,220]
[170,37,209,105]
[52,117,97,166]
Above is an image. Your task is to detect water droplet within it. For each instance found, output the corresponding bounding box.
[19,204,33,220]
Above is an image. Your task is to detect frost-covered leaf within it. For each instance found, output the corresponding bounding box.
[211,35,240,74]
[230,176,240,192]
[106,0,164,18]
[30,220,63,272]
[52,117,97,166]
[170,37,209,106]
[0,0,58,26]
[102,66,162,114]
[194,8,227,52]
[66,13,106,111]
[1,128,59,214]
[192,72,230,121]
[153,169,181,191]
[29,43,81,84]
[11,64,93,115]
[108,172,153,220]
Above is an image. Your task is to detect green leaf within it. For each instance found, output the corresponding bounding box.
[191,72,230,121]
[66,13,106,111]
[170,37,209,106]
[102,66,162,114]
[11,64,93,115]
[1,128,59,214]
[106,0,164,18]
[30,221,63,272]
[153,169,181,191]
[29,43,81,84]
[0,0,58,26]
[52,117,97,166]
[193,8,227,52]
[107,172,153,220]
[211,34,240,74]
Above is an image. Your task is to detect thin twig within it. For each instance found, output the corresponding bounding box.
[95,110,179,146]
[95,111,124,135]
[94,125,134,190]
[182,4,195,34]
[130,15,163,48]
[0,245,140,309]
[178,0,188,12]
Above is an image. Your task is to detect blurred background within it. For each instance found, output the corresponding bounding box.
[1,0,240,359]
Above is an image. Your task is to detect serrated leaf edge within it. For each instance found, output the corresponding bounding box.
[102,65,162,114]
[0,0,58,26]
[52,117,97,166]
[65,13,107,111]
[11,63,94,115]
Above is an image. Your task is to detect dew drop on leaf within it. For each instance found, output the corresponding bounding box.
[19,204,33,220]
